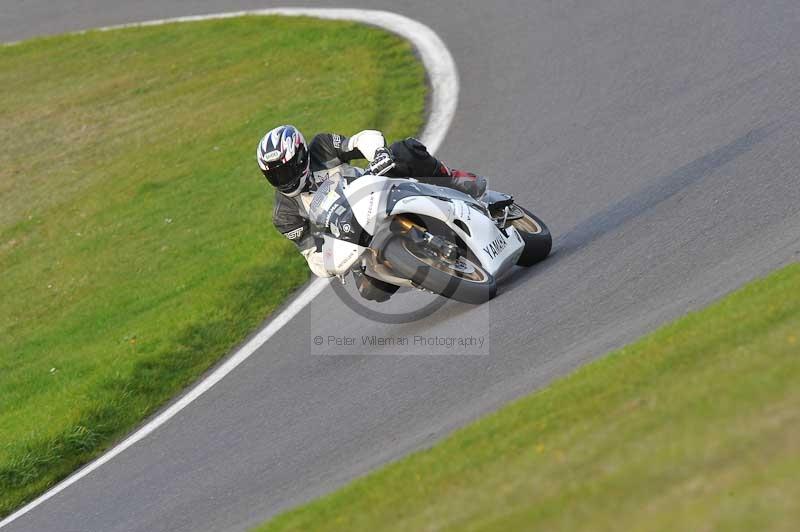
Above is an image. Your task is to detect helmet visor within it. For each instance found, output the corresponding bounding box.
[264,164,299,192]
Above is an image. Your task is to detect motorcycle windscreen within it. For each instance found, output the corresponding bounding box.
[308,178,371,246]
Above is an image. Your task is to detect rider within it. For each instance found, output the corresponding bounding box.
[256,125,487,302]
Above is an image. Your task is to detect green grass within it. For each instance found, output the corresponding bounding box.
[257,263,800,532]
[0,16,425,516]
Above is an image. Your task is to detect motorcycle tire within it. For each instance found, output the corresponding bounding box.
[509,206,552,266]
[382,237,497,304]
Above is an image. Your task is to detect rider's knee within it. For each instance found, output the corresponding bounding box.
[354,270,399,303]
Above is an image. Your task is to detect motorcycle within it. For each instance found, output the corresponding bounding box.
[300,165,551,304]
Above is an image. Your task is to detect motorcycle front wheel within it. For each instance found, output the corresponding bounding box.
[382,237,497,304]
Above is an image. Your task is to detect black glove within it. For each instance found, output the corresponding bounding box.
[366,147,396,176]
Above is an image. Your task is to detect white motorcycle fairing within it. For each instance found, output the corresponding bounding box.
[383,181,525,277]
[305,172,525,281]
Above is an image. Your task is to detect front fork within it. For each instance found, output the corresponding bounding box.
[391,216,460,262]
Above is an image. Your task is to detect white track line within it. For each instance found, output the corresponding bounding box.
[0,8,458,529]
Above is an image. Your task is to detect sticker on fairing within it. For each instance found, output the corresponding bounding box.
[482,235,507,259]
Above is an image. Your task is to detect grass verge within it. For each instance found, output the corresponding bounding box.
[258,262,800,531]
[0,16,425,516]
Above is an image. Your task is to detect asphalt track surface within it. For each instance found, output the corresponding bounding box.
[4,1,800,531]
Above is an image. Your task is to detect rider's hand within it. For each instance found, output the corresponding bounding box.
[366,147,396,176]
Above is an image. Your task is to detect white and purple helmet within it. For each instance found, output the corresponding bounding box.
[256,125,310,197]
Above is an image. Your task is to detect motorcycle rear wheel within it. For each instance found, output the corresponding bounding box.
[509,205,552,266]
[382,237,497,304]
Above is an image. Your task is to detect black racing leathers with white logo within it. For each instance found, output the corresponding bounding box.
[272,134,452,252]
[272,133,362,252]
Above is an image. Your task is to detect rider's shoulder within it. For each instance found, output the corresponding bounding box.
[308,132,347,151]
